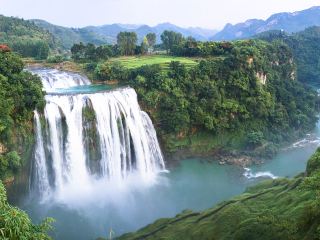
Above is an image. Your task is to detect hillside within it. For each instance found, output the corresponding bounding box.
[32,19,110,49]
[79,22,216,43]
[0,15,58,58]
[256,26,320,84]
[31,20,216,49]
[118,148,320,240]
[212,6,320,41]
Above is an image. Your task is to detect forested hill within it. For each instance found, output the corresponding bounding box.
[0,15,59,59]
[118,148,320,240]
[32,19,110,49]
[255,26,320,84]
[31,20,216,49]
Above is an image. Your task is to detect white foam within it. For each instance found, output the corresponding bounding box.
[243,167,278,179]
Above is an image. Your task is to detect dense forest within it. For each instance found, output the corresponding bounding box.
[0,46,51,238]
[256,26,320,84]
[0,45,44,180]
[0,15,58,59]
[74,35,319,156]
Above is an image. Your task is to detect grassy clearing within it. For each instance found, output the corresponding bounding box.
[108,54,199,69]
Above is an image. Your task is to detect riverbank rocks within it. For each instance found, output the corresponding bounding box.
[216,151,264,167]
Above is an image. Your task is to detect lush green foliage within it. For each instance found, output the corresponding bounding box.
[71,42,117,62]
[117,32,138,56]
[120,40,317,150]
[160,30,184,53]
[0,15,56,59]
[0,48,45,179]
[82,38,318,154]
[118,148,320,240]
[256,27,320,84]
[0,181,53,239]
[146,33,156,49]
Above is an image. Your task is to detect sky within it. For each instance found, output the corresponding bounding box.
[1,0,320,29]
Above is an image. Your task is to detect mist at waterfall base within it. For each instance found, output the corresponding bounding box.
[16,68,320,239]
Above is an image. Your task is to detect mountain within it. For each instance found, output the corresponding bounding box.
[31,20,217,49]
[32,19,110,49]
[86,22,216,43]
[212,6,320,40]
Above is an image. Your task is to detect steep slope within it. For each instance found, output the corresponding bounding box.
[32,19,110,49]
[0,15,58,58]
[212,6,320,41]
[256,26,320,84]
[118,148,320,240]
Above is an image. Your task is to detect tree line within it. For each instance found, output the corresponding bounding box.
[71,32,157,62]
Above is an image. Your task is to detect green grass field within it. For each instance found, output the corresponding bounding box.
[108,54,199,70]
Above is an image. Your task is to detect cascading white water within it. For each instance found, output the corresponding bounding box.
[33,111,50,199]
[32,69,165,200]
[30,68,91,91]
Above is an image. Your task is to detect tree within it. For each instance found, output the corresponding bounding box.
[117,32,138,55]
[146,33,156,52]
[160,30,184,53]
[141,37,149,55]
[71,42,86,61]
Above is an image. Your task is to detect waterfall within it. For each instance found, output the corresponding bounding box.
[31,69,165,199]
[33,111,50,199]
[29,68,90,91]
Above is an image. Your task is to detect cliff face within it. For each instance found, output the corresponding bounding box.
[118,148,320,240]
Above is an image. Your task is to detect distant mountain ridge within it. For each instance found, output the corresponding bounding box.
[31,20,217,49]
[212,6,320,40]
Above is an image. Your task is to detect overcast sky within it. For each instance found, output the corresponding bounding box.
[1,0,320,29]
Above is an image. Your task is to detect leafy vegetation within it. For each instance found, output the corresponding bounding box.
[71,42,116,62]
[0,181,53,239]
[256,26,320,84]
[118,148,320,240]
[117,32,138,55]
[0,46,45,180]
[0,46,51,240]
[0,15,57,59]
[75,35,318,155]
